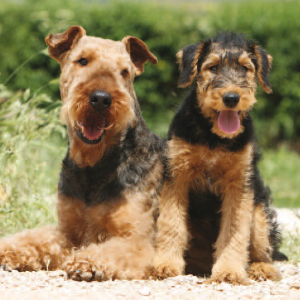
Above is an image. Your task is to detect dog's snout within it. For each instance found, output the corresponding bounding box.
[89,90,112,111]
[222,92,240,108]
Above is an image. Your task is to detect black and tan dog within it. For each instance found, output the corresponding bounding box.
[154,32,287,284]
[0,26,164,281]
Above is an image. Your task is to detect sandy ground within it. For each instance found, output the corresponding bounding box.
[0,209,300,300]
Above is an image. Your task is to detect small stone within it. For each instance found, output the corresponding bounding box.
[197,278,205,284]
[291,283,300,290]
[139,287,151,296]
[270,288,290,295]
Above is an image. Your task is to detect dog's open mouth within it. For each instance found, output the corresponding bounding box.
[216,110,241,134]
[76,117,106,145]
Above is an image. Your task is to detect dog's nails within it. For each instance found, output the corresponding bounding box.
[94,271,105,281]
[71,273,82,281]
[2,265,12,272]
[81,271,93,282]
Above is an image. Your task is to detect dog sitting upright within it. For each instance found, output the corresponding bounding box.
[0,26,164,281]
[154,32,287,284]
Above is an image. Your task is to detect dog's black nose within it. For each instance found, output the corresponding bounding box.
[89,90,112,111]
[222,92,240,108]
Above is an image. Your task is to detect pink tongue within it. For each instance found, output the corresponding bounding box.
[218,111,240,134]
[83,126,104,140]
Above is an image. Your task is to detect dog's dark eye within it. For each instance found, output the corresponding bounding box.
[121,69,129,77]
[77,58,88,66]
[241,66,248,72]
[209,65,218,72]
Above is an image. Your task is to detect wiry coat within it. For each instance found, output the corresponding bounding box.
[154,32,287,285]
[170,87,284,275]
[0,26,165,282]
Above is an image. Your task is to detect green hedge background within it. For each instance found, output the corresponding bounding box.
[1,0,300,146]
[1,0,300,235]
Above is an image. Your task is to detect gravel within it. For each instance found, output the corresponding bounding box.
[0,209,300,300]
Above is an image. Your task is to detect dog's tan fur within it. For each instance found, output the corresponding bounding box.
[153,33,282,284]
[45,27,156,168]
[155,138,255,284]
[0,26,163,281]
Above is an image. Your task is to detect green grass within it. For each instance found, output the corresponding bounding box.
[281,229,300,263]
[0,85,65,236]
[0,140,65,236]
[259,148,300,208]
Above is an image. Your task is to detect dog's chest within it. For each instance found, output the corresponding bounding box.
[169,138,251,195]
[195,149,231,192]
[172,144,234,187]
[57,194,142,247]
[60,162,136,205]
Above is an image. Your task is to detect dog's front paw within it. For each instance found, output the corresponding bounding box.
[0,250,18,271]
[248,262,281,281]
[151,265,180,280]
[207,262,250,285]
[152,259,184,280]
[0,247,41,271]
[63,252,114,282]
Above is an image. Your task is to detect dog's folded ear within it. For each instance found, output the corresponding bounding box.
[177,44,200,88]
[177,40,211,88]
[45,26,86,62]
[122,36,158,76]
[251,44,273,94]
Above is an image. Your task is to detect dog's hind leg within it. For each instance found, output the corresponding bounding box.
[0,226,69,271]
[248,204,281,281]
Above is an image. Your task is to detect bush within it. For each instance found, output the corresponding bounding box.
[0,0,300,146]
[0,84,65,235]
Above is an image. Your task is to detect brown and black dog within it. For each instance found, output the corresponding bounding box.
[154,32,287,284]
[0,26,164,281]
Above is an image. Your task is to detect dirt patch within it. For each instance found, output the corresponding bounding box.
[0,263,300,299]
[1,209,300,299]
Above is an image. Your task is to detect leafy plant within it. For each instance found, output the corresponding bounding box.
[0,85,66,236]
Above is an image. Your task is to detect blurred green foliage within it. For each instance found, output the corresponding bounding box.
[259,148,300,208]
[0,84,66,235]
[0,0,202,137]
[0,0,300,145]
[0,0,299,235]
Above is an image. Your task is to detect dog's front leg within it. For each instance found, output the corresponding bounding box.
[0,226,69,271]
[153,179,190,279]
[63,235,155,281]
[209,183,254,285]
